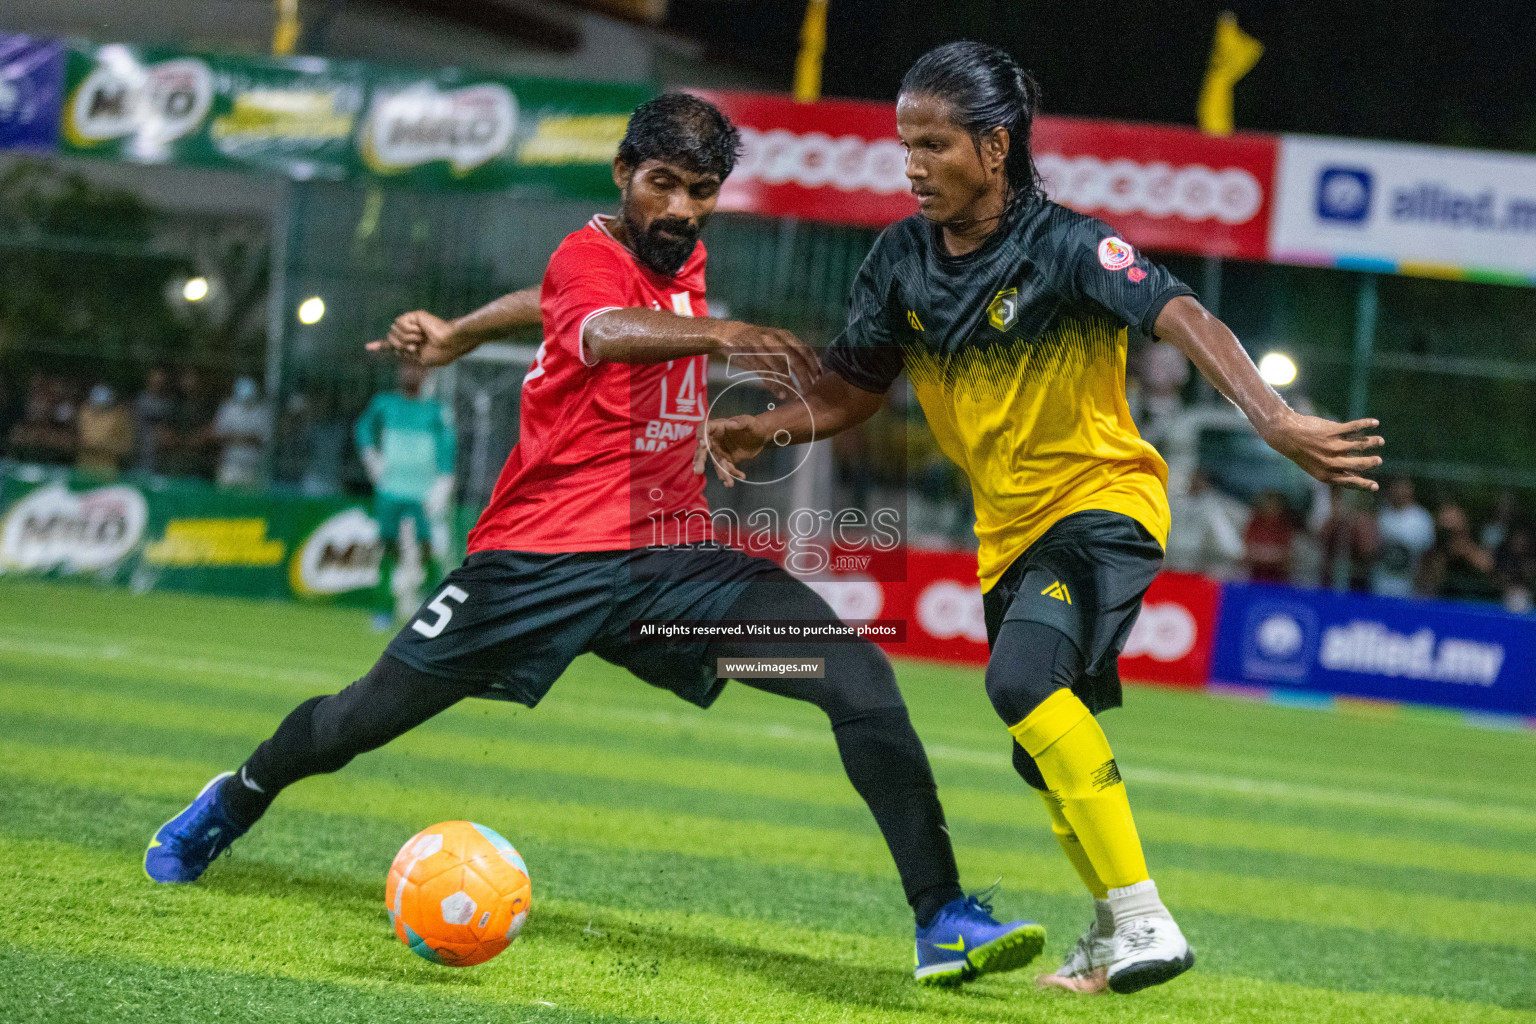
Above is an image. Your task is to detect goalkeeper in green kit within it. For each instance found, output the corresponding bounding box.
[354,361,457,624]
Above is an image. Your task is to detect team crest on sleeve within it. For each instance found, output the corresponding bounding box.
[987,288,1019,331]
[1097,236,1135,271]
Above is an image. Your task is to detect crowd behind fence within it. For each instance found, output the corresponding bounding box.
[1166,471,1536,615]
[7,357,1535,618]
[0,367,365,497]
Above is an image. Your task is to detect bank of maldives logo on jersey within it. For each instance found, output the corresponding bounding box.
[636,292,704,452]
[1097,236,1135,271]
[1241,600,1320,683]
[656,291,702,418]
[1316,167,1373,223]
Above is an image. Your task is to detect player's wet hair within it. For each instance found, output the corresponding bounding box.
[617,92,741,181]
[900,41,1044,208]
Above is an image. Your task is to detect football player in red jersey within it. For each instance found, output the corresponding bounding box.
[146,93,1047,986]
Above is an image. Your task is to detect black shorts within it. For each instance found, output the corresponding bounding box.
[384,545,783,708]
[982,510,1163,714]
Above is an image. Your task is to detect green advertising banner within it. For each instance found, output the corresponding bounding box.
[56,40,647,195]
[0,464,403,608]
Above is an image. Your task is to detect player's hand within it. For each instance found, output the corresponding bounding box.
[717,322,820,400]
[366,311,462,367]
[695,415,770,488]
[360,447,385,485]
[424,474,454,518]
[1261,412,1384,491]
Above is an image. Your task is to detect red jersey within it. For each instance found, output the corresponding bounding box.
[467,215,711,554]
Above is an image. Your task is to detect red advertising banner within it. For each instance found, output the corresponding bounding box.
[689,89,916,228]
[692,89,1278,260]
[1117,570,1222,687]
[804,549,1218,687]
[1034,117,1277,262]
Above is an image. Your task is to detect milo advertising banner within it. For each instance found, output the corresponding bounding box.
[58,42,364,180]
[355,71,640,196]
[55,39,646,194]
[0,464,395,607]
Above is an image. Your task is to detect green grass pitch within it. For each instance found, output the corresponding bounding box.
[2,577,1534,1023]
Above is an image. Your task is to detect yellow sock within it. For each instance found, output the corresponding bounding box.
[1037,788,1109,899]
[1009,689,1149,891]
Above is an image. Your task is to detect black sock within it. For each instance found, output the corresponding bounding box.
[219,768,271,830]
[220,695,327,828]
[913,888,961,930]
[832,708,965,928]
[219,656,477,830]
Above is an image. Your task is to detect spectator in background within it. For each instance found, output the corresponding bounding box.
[271,391,346,498]
[1373,476,1434,598]
[1244,490,1295,583]
[0,369,11,449]
[1417,503,1500,603]
[1165,468,1244,578]
[1480,490,1519,552]
[1494,524,1536,613]
[272,392,313,490]
[300,392,348,497]
[213,376,272,489]
[132,366,176,474]
[1130,342,1189,446]
[163,367,219,479]
[6,373,77,464]
[76,384,134,476]
[1317,486,1379,592]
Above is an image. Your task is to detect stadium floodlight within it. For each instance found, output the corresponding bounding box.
[1258,351,1297,387]
[182,277,210,302]
[297,296,326,325]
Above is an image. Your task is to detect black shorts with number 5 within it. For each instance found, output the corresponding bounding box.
[383,544,784,708]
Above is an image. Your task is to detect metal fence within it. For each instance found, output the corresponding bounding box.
[5,160,1536,516]
[1207,258,1536,495]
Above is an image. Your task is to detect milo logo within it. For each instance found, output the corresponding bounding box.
[0,483,148,573]
[359,83,516,174]
[290,507,384,596]
[66,55,213,150]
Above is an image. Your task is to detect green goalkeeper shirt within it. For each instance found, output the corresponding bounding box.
[354,392,456,501]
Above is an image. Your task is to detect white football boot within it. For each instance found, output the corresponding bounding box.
[1036,899,1114,993]
[1104,880,1195,994]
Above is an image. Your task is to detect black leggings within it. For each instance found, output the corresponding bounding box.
[226,577,962,922]
[984,618,1085,792]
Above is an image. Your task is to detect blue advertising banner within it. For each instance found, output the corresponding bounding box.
[0,34,64,152]
[1212,583,1536,716]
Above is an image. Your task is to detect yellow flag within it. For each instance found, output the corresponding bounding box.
[793,0,829,103]
[272,0,301,56]
[1198,11,1263,136]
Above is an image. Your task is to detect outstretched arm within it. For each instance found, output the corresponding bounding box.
[698,370,885,487]
[1155,295,1384,490]
[584,310,819,394]
[366,286,542,366]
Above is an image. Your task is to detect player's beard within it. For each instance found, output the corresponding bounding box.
[623,210,702,277]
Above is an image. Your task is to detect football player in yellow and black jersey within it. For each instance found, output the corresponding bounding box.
[705,41,1384,995]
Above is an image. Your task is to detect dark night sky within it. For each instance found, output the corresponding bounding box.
[666,0,1536,152]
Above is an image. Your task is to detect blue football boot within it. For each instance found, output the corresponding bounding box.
[144,772,249,883]
[914,889,1047,986]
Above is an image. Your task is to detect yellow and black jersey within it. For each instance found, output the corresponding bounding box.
[824,199,1192,592]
